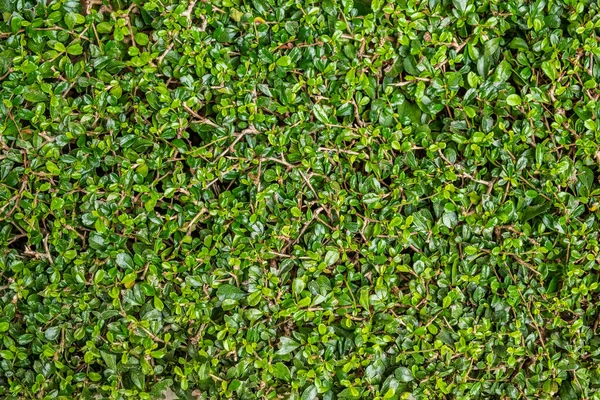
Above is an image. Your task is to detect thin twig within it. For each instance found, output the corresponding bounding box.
[317,147,368,158]
[260,156,295,169]
[181,0,198,20]
[182,104,219,128]
[213,126,258,162]
[157,41,175,65]
[43,235,53,264]
[0,68,13,81]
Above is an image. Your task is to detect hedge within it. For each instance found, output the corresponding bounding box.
[1,0,600,398]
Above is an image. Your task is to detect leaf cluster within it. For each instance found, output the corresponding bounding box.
[2,0,600,399]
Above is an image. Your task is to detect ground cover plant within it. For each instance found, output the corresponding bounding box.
[2,0,600,398]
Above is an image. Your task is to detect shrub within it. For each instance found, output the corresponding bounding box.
[1,0,600,398]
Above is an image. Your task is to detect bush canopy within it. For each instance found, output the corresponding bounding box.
[2,0,600,399]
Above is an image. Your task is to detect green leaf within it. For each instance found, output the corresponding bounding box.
[484,38,501,58]
[277,337,300,355]
[154,296,164,311]
[135,32,149,46]
[94,269,106,285]
[67,43,83,55]
[301,385,318,400]
[45,161,60,175]
[495,60,512,83]
[547,276,559,293]
[121,272,137,289]
[452,0,468,13]
[216,284,246,301]
[116,253,134,269]
[579,167,594,191]
[324,249,340,266]
[525,190,538,199]
[88,234,107,251]
[541,61,557,81]
[64,13,78,30]
[395,367,414,382]
[51,197,65,211]
[585,119,596,131]
[292,278,305,296]
[272,362,291,381]
[276,56,292,67]
[313,103,330,124]
[54,42,66,52]
[506,94,522,106]
[100,350,118,371]
[45,327,60,341]
[443,295,452,308]
[359,287,370,310]
[522,202,551,222]
[130,369,145,390]
[464,246,478,255]
[96,22,113,33]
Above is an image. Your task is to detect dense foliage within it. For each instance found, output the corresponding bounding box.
[2,0,600,398]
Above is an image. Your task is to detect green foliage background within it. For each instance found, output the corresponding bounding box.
[2,0,600,398]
